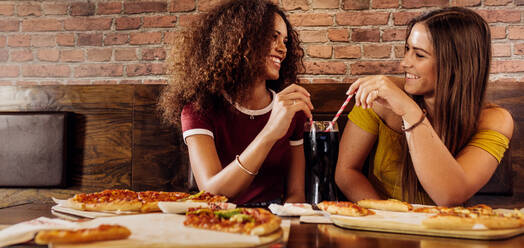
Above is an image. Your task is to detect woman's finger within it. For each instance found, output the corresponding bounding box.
[365,89,379,109]
[279,92,314,110]
[290,101,313,120]
[346,78,361,95]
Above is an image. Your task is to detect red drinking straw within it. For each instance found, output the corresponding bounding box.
[325,94,354,132]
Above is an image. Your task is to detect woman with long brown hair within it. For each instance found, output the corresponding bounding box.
[158,0,312,205]
[335,7,513,206]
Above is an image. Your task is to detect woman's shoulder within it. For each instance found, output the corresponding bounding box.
[478,105,514,139]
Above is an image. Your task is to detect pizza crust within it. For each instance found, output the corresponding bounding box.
[34,224,131,244]
[317,201,374,217]
[422,215,477,230]
[67,198,142,212]
[357,199,413,212]
[250,216,281,236]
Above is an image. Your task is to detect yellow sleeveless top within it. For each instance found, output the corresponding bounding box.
[347,106,510,205]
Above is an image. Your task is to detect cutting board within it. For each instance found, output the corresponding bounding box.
[331,210,524,240]
[51,213,282,248]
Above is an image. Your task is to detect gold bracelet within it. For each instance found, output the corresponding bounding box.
[235,155,258,176]
[401,109,426,132]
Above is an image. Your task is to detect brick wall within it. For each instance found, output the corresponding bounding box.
[0,0,522,86]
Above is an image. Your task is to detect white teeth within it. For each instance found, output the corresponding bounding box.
[271,56,281,64]
[406,73,420,79]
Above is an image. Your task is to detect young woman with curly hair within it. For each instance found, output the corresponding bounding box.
[158,0,312,205]
[335,7,514,206]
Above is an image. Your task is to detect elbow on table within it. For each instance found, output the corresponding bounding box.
[431,191,472,207]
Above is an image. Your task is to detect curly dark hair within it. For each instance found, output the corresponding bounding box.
[158,0,304,127]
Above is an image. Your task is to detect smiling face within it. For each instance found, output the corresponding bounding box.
[264,14,288,81]
[401,23,437,97]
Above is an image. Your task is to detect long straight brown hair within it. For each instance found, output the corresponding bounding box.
[400,7,492,203]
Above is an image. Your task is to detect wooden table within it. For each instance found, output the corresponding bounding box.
[1,203,523,248]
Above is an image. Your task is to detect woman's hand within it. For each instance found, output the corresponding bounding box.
[262,84,313,142]
[346,75,417,117]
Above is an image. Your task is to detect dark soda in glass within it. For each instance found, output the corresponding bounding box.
[303,121,339,204]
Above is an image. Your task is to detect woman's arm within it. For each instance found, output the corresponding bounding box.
[402,106,514,206]
[335,120,382,202]
[285,145,305,203]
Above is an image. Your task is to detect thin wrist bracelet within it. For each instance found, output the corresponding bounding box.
[401,109,426,132]
[235,155,258,176]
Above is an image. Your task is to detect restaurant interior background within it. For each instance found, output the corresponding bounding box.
[0,0,523,209]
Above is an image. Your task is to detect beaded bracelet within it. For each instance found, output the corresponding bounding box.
[235,155,258,176]
[401,109,427,132]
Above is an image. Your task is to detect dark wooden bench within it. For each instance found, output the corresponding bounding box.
[0,83,522,208]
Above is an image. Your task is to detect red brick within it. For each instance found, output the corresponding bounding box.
[0,36,5,47]
[393,12,422,25]
[509,26,524,39]
[42,2,68,15]
[105,33,128,45]
[57,34,75,46]
[372,0,399,8]
[67,80,92,85]
[22,64,70,77]
[307,45,332,58]
[382,28,406,41]
[74,64,123,77]
[78,33,103,46]
[0,19,19,32]
[87,48,112,62]
[312,0,338,9]
[0,81,13,86]
[143,16,177,28]
[0,3,14,16]
[170,0,196,12]
[37,48,59,62]
[32,34,55,47]
[130,32,162,45]
[288,13,333,27]
[126,63,165,76]
[142,47,166,60]
[178,13,205,26]
[492,43,511,57]
[402,0,448,8]
[17,81,42,86]
[299,30,328,43]
[312,78,341,84]
[351,61,402,75]
[124,2,167,14]
[0,49,7,61]
[515,43,524,55]
[144,79,168,84]
[98,2,122,14]
[490,25,506,39]
[196,0,227,11]
[17,3,42,16]
[485,0,512,6]
[115,48,137,61]
[451,0,481,6]
[22,19,61,32]
[281,0,309,11]
[0,65,19,77]
[517,0,524,5]
[60,49,84,62]
[328,29,349,42]
[394,45,405,58]
[343,0,369,10]
[164,31,178,44]
[336,12,389,26]
[304,61,347,75]
[351,28,379,42]
[334,45,361,59]
[8,35,30,47]
[71,2,95,16]
[491,60,524,73]
[476,10,521,23]
[10,49,33,62]
[363,44,392,58]
[116,17,141,30]
[64,17,112,31]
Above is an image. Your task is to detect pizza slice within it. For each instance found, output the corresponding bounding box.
[182,191,228,203]
[317,201,375,217]
[67,189,142,212]
[357,199,413,212]
[34,224,131,244]
[138,191,190,212]
[183,207,281,235]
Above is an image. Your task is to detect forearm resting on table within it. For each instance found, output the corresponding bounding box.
[335,167,381,202]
